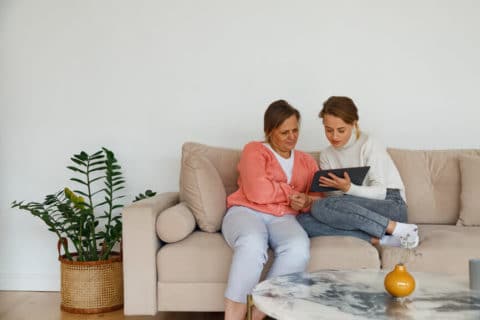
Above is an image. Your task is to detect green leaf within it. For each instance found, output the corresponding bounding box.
[90,176,106,183]
[66,166,86,174]
[70,157,86,166]
[95,201,108,207]
[91,150,104,157]
[70,178,88,186]
[89,160,106,167]
[112,180,125,186]
[89,166,107,173]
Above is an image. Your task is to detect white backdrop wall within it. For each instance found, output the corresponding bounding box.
[1,0,479,290]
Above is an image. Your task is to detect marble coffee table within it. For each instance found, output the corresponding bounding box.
[251,269,480,320]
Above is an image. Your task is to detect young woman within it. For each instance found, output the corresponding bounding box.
[222,100,319,320]
[297,96,419,249]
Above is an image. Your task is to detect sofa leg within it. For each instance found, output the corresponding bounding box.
[246,294,253,320]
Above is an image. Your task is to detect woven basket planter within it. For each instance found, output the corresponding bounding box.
[58,243,123,314]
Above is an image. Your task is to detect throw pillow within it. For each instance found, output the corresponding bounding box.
[458,155,480,226]
[156,202,196,243]
[180,155,227,232]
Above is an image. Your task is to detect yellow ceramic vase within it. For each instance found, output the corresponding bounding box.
[384,264,416,298]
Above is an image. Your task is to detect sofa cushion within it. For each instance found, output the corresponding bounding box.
[180,154,227,232]
[380,225,480,278]
[387,149,480,224]
[181,142,242,196]
[157,231,274,283]
[458,155,480,226]
[308,236,380,271]
[157,231,380,283]
[156,202,196,243]
[157,232,233,282]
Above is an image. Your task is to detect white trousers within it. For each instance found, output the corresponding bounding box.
[222,206,310,303]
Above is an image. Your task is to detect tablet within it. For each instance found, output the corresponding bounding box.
[310,166,370,192]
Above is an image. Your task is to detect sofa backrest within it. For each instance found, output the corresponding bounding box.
[388,148,480,224]
[180,142,320,195]
[180,142,480,227]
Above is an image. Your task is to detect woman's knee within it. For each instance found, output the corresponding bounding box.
[275,233,310,262]
[311,197,342,221]
[313,197,342,211]
[233,232,269,261]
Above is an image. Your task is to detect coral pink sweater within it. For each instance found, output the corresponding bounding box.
[227,141,320,216]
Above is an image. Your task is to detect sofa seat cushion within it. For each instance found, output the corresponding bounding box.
[157,231,233,283]
[308,236,381,271]
[157,231,381,284]
[157,231,272,283]
[380,225,480,278]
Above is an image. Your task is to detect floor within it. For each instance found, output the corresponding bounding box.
[0,291,224,320]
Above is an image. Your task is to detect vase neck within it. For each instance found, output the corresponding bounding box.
[395,264,407,272]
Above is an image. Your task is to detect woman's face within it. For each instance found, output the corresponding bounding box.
[269,115,299,156]
[323,114,354,148]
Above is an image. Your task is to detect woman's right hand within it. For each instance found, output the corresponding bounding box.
[289,193,312,211]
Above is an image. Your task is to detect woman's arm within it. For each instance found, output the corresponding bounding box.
[238,143,294,205]
[345,139,388,200]
[290,153,324,211]
[319,138,388,200]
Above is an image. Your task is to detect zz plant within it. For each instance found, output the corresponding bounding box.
[12,147,155,261]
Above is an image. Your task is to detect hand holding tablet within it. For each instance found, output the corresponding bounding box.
[310,166,370,192]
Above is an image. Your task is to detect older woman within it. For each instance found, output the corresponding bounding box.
[222,100,318,320]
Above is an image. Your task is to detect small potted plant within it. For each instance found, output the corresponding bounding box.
[12,147,155,313]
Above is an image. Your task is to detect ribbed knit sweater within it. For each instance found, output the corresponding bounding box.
[320,132,406,201]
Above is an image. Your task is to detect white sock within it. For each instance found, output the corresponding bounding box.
[392,222,419,249]
[379,235,401,247]
[392,222,418,238]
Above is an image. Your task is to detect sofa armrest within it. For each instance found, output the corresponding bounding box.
[123,192,180,315]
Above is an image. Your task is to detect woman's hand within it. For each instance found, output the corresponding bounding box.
[289,193,312,211]
[319,171,352,193]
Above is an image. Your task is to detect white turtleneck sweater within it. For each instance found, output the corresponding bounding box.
[319,131,406,201]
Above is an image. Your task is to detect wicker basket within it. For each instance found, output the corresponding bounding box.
[58,240,123,314]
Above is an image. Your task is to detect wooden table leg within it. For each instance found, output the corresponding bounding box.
[246,294,253,320]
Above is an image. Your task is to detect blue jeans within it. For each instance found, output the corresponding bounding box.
[297,189,407,242]
[222,206,310,303]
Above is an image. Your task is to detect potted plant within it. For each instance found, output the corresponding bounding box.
[12,147,155,314]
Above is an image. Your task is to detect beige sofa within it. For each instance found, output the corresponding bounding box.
[123,142,480,315]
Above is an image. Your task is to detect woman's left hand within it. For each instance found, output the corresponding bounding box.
[289,193,312,211]
[319,171,352,192]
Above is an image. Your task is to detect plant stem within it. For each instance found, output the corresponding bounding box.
[86,156,98,260]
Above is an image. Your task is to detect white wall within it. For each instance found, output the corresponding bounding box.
[1,0,479,290]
